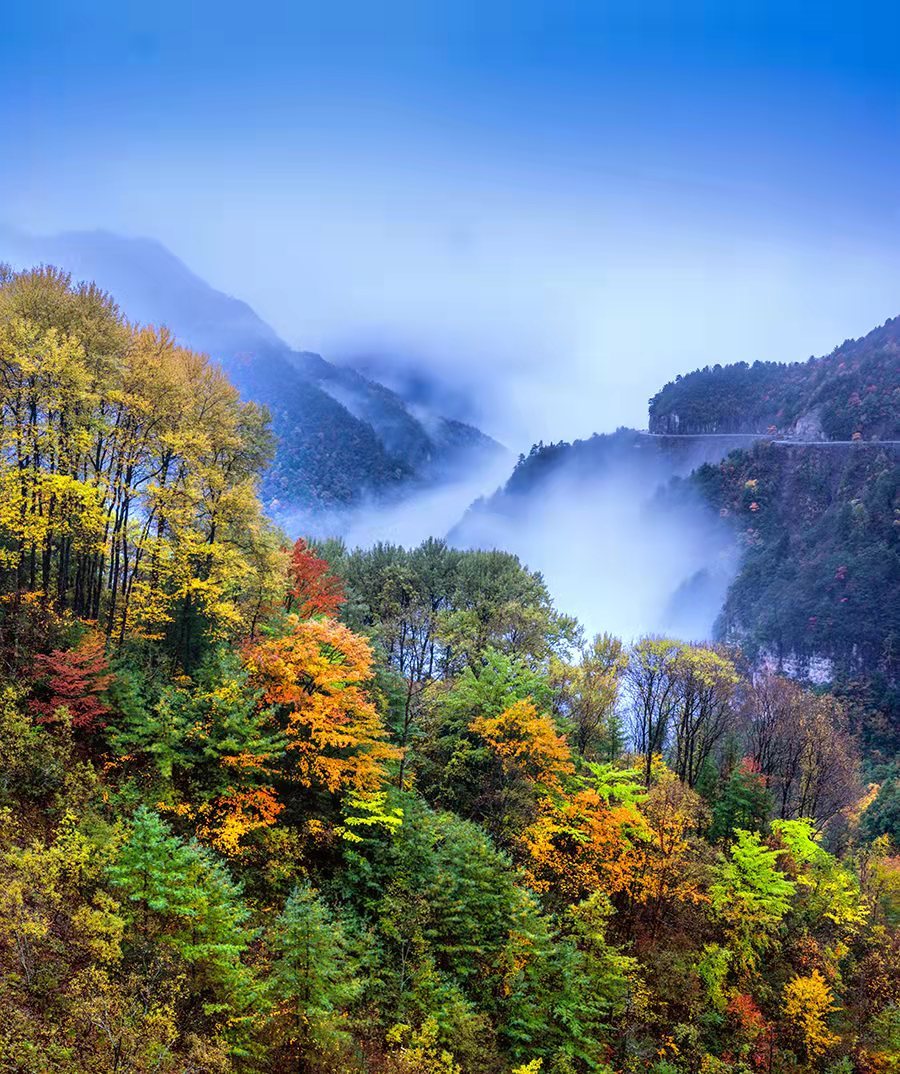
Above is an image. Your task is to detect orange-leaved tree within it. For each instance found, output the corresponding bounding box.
[245,616,397,795]
[522,787,642,905]
[468,698,575,842]
[616,769,709,942]
[284,538,345,619]
[199,786,285,857]
[29,631,112,731]
[470,698,574,792]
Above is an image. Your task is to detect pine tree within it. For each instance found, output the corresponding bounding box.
[270,883,360,1062]
[106,806,204,930]
[106,806,260,1043]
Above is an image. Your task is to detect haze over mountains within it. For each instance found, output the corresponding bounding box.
[450,430,746,642]
[0,227,505,528]
[450,319,899,721]
[3,7,899,1067]
[0,227,720,638]
[2,225,897,662]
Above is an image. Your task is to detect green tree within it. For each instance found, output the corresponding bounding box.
[861,770,900,845]
[710,828,796,973]
[773,818,868,934]
[710,758,772,842]
[499,889,630,1071]
[106,807,260,1046]
[108,650,285,842]
[419,647,553,818]
[550,632,626,761]
[270,883,360,1065]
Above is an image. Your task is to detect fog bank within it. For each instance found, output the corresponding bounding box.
[449,438,738,642]
[279,451,512,551]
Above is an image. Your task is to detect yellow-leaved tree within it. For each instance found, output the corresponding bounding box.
[782,969,840,1061]
[0,267,283,664]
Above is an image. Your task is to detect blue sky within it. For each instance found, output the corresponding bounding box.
[2,0,898,443]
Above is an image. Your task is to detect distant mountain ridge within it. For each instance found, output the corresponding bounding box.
[0,228,503,510]
[649,316,900,440]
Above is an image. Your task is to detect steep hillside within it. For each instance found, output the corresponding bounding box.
[649,316,900,440]
[0,228,502,510]
[455,429,900,755]
[0,265,894,1074]
[688,440,900,751]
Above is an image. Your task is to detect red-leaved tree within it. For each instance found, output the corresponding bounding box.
[284,538,345,619]
[30,632,112,731]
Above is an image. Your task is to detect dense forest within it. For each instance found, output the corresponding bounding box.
[648,318,900,440]
[688,442,900,762]
[0,266,897,1074]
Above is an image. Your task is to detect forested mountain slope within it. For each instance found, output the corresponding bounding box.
[0,227,502,510]
[647,318,899,753]
[649,316,900,439]
[0,266,896,1074]
[688,440,900,757]
[454,320,900,758]
[691,442,899,671]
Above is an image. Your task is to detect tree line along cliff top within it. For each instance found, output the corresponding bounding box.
[648,316,900,441]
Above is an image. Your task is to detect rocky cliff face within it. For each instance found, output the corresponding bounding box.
[690,440,900,689]
[650,411,778,436]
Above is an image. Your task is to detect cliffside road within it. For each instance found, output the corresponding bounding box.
[770,439,900,447]
[642,432,763,437]
[642,432,900,448]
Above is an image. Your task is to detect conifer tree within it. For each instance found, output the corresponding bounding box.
[270,883,360,1061]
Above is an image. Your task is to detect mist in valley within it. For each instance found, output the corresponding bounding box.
[286,428,741,645]
[279,450,513,551]
[0,225,744,643]
[447,438,739,643]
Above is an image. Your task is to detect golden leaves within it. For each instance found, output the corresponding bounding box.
[782,970,840,1059]
[246,616,398,795]
[470,699,574,792]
